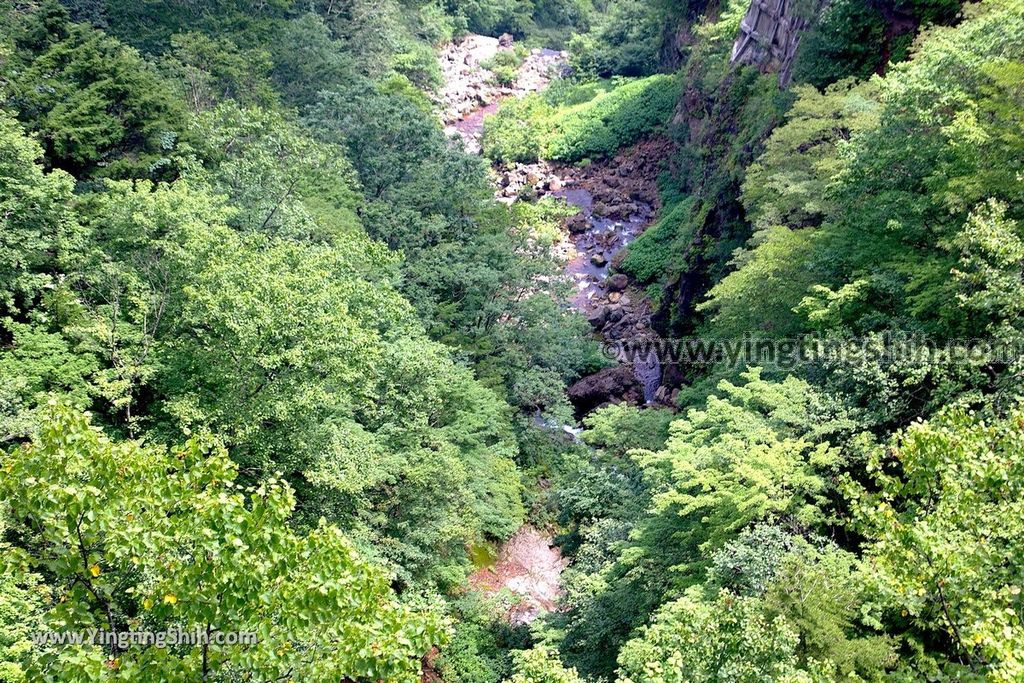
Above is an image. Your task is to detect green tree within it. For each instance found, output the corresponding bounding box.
[0,405,445,681]
[3,12,189,179]
[0,111,78,317]
[509,646,586,683]
[848,407,1024,681]
[616,591,808,683]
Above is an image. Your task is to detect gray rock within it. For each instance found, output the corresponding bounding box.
[586,306,609,328]
[567,366,644,415]
[566,214,588,234]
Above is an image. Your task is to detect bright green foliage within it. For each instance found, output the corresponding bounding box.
[606,524,894,683]
[620,11,793,330]
[619,199,696,285]
[693,0,1024,425]
[740,80,881,233]
[509,646,586,683]
[482,74,679,163]
[634,369,845,557]
[581,404,674,455]
[2,11,188,179]
[70,179,524,585]
[758,539,896,679]
[699,80,880,336]
[808,0,1024,337]
[4,0,1024,679]
[0,111,77,317]
[698,225,819,337]
[191,103,364,242]
[617,535,894,682]
[0,321,99,436]
[700,79,876,335]
[0,405,444,681]
[482,95,554,162]
[313,80,599,418]
[0,506,46,683]
[544,74,679,161]
[556,370,852,679]
[849,408,1024,681]
[616,591,807,683]
[951,200,1024,335]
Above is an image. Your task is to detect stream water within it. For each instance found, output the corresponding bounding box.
[545,185,663,403]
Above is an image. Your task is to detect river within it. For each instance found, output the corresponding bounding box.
[441,34,669,624]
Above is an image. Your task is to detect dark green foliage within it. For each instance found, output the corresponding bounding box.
[437,594,530,683]
[567,0,664,77]
[3,0,1024,679]
[2,10,189,179]
[266,13,360,109]
[793,0,888,89]
[167,32,279,112]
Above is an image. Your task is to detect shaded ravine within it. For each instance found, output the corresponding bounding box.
[494,141,673,408]
[441,38,670,626]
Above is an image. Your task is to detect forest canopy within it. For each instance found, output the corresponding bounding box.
[1,0,1022,680]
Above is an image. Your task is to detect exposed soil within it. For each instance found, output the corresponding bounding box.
[468,526,569,626]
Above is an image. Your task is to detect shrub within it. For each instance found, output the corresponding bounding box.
[482,94,554,163]
[621,199,695,282]
[491,63,518,86]
[543,74,678,160]
[482,74,678,163]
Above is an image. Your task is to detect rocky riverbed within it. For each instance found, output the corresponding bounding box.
[440,36,675,626]
[494,137,677,408]
[468,526,569,626]
[439,33,566,152]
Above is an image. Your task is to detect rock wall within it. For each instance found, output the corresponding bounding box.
[730,0,825,86]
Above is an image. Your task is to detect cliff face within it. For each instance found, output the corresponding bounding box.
[731,0,826,85]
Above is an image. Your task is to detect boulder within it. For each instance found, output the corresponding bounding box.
[566,214,588,234]
[498,33,514,47]
[568,366,644,415]
[586,306,609,329]
[607,273,629,291]
[590,253,607,267]
[548,176,563,192]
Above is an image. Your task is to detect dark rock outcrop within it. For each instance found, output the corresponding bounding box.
[567,366,643,415]
[607,273,629,292]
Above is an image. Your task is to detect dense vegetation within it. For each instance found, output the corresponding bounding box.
[482,74,679,162]
[1,0,1022,680]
